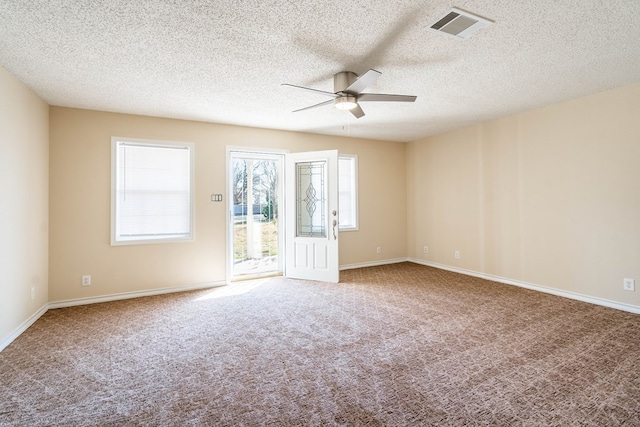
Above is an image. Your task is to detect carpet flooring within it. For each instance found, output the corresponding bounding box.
[1,262,639,426]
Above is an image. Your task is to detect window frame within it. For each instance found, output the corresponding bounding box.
[338,154,359,231]
[110,136,195,246]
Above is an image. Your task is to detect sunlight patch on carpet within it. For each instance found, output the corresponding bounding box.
[193,279,270,301]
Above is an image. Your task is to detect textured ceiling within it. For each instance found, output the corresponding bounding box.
[1,1,639,142]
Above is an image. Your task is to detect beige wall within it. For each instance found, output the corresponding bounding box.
[0,66,49,345]
[407,82,640,308]
[49,108,406,302]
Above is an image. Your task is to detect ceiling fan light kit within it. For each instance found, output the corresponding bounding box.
[334,96,358,111]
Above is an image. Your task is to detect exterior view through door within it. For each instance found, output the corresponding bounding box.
[228,151,284,280]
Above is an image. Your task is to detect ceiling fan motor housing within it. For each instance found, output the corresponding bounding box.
[334,71,357,93]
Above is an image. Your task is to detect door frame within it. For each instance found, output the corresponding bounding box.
[225,147,287,284]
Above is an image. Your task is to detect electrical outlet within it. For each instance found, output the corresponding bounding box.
[454,251,460,260]
[82,275,91,286]
[376,246,381,254]
[623,278,635,291]
[423,246,429,254]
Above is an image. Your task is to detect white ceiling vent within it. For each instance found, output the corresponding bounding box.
[428,7,493,39]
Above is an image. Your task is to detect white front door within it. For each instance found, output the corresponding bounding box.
[285,150,339,283]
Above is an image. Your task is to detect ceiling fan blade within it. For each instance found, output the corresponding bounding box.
[344,69,381,94]
[358,93,417,103]
[292,99,334,113]
[282,83,337,98]
[350,104,365,118]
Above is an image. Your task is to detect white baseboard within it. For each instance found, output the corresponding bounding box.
[48,281,225,309]
[340,257,409,271]
[409,258,640,315]
[0,303,48,353]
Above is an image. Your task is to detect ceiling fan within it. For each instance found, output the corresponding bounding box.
[282,69,417,118]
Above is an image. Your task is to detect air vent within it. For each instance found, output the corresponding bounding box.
[428,7,493,39]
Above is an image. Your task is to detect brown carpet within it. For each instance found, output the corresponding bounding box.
[1,262,639,426]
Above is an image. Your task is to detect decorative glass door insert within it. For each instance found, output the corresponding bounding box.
[296,161,327,238]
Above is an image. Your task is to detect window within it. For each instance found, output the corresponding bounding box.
[111,137,194,245]
[338,154,358,231]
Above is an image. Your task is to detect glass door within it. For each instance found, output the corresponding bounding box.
[228,150,284,281]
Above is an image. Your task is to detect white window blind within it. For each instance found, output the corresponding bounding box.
[338,155,358,230]
[112,138,194,244]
